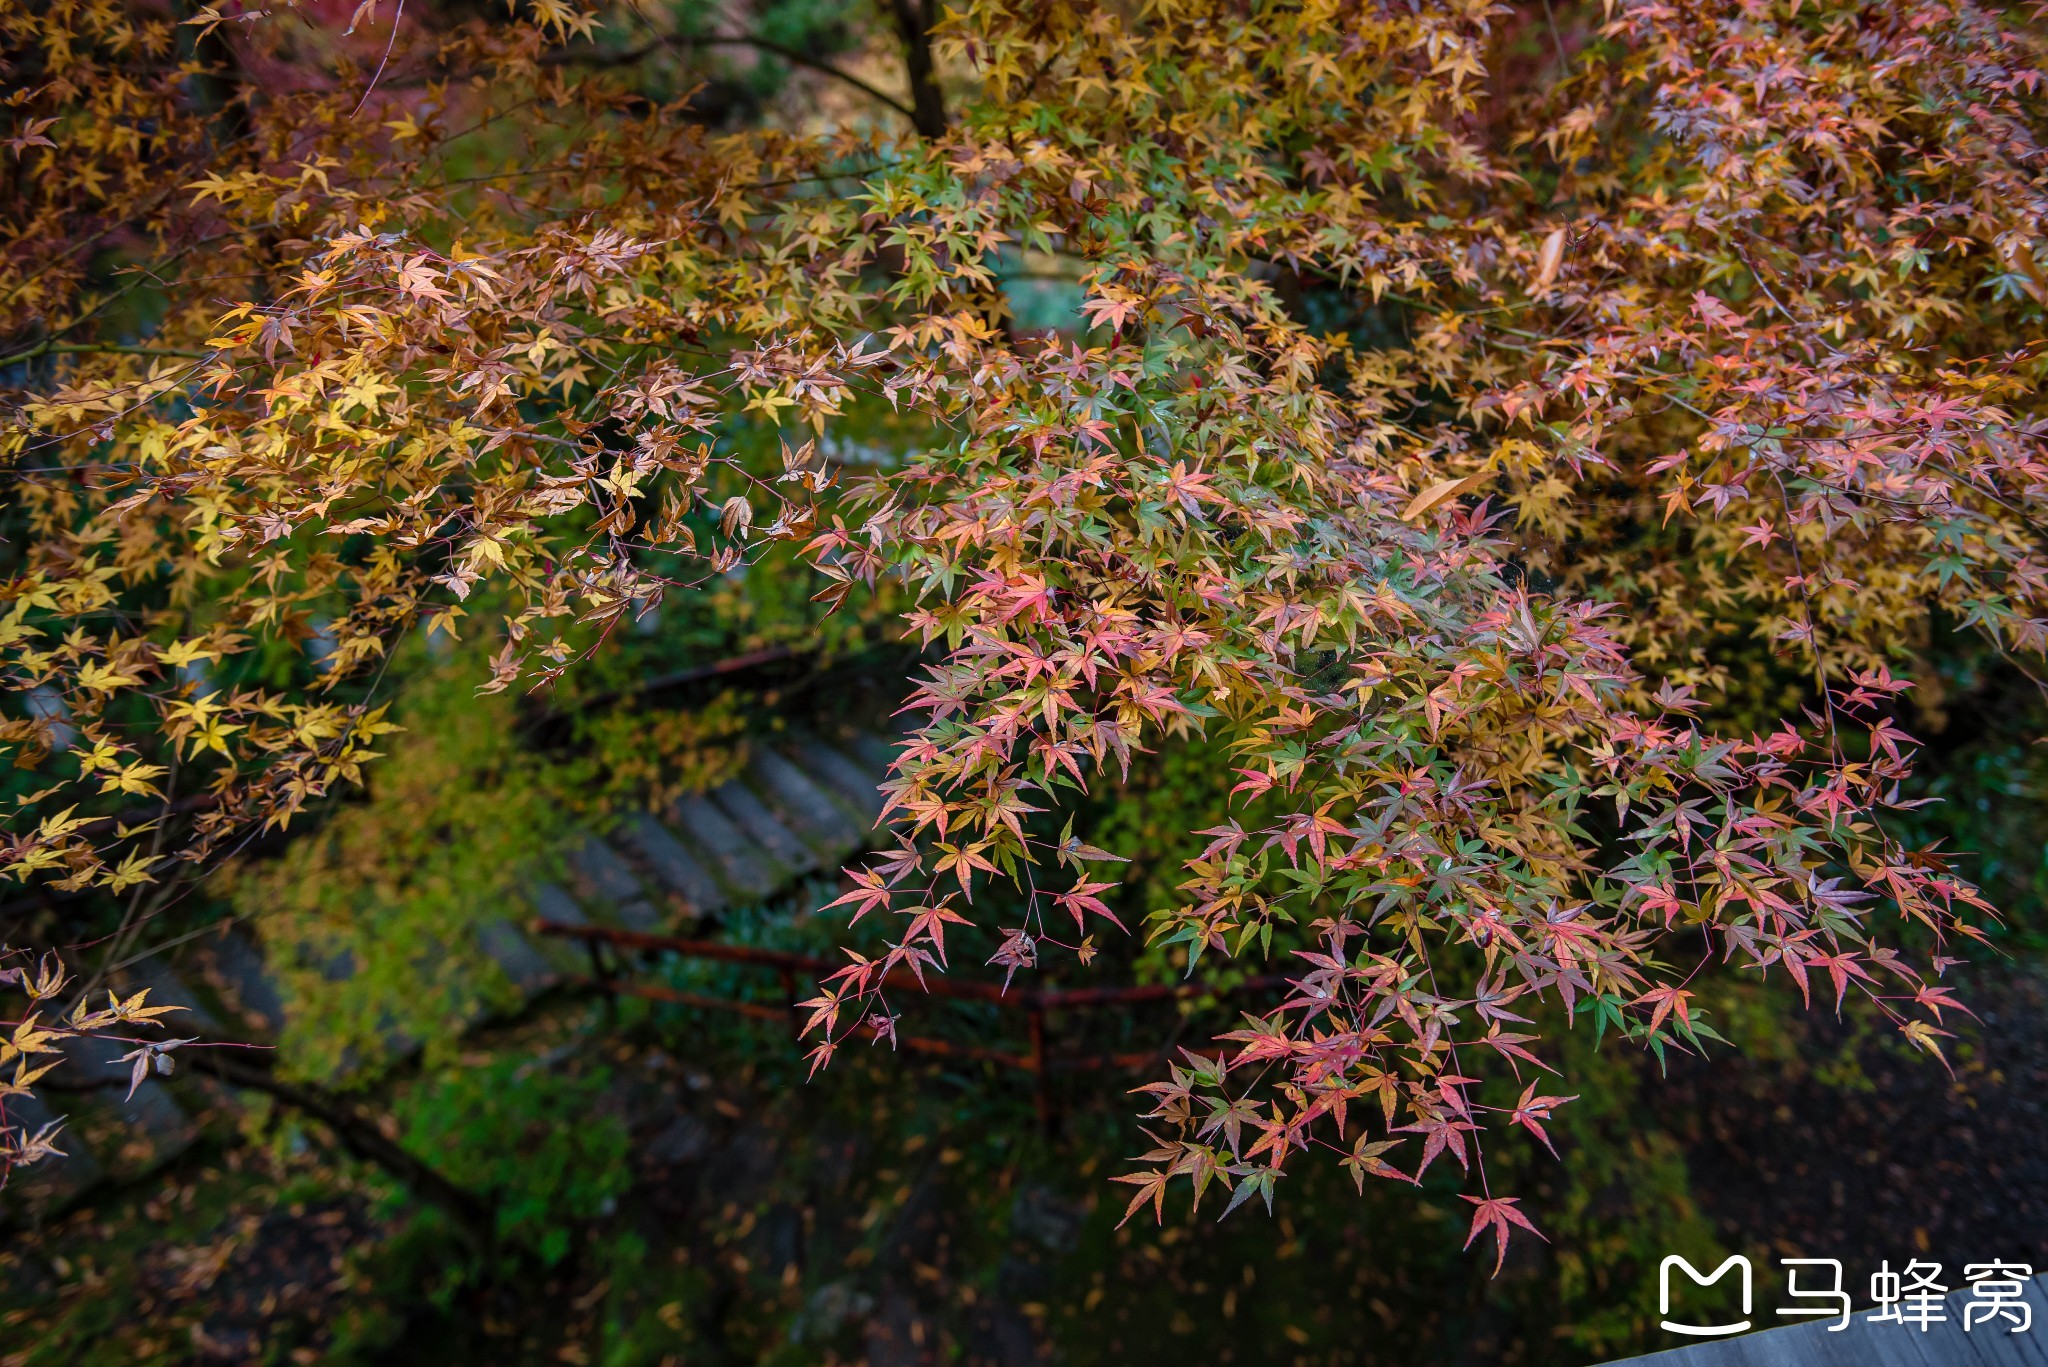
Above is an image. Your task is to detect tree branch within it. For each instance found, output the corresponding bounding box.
[0,341,212,370]
[190,1051,494,1251]
[884,0,947,139]
[550,32,918,124]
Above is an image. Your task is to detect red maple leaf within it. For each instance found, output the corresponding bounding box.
[1462,1195,1544,1275]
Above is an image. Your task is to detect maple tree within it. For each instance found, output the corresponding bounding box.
[5,0,2045,1270]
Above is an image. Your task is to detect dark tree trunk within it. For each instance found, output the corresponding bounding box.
[887,0,948,139]
[192,1052,495,1253]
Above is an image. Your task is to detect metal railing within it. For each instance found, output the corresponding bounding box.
[532,918,1290,1125]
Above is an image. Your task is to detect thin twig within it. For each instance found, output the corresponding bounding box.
[1539,0,1570,71]
[549,32,917,123]
[350,0,408,119]
[0,341,211,369]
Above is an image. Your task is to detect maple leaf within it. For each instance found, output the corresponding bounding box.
[985,927,1037,991]
[1802,951,1877,1012]
[1899,1018,1956,1070]
[1218,1167,1278,1221]
[823,866,895,922]
[7,1118,68,1168]
[395,254,451,303]
[862,1011,899,1049]
[1398,1117,1476,1178]
[1691,290,1747,331]
[110,1038,200,1100]
[1462,1196,1544,1275]
[1196,1095,1265,1159]
[1910,983,1972,1023]
[1053,880,1126,936]
[1158,462,1225,519]
[2,0,2030,1252]
[931,841,999,899]
[1634,984,1694,1036]
[1401,472,1488,522]
[1111,1168,1173,1226]
[3,117,58,157]
[1339,1135,1411,1191]
[1079,288,1145,333]
[1054,820,1129,869]
[1529,227,1567,295]
[796,989,843,1040]
[1507,1082,1578,1158]
[898,902,973,967]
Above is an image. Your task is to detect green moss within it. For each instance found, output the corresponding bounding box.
[230,638,577,1086]
[396,1057,630,1264]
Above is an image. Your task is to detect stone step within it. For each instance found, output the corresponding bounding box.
[14,706,907,1218]
[529,882,589,928]
[475,920,559,998]
[746,748,864,855]
[524,883,606,975]
[845,731,901,776]
[612,896,665,934]
[709,781,818,877]
[117,957,223,1037]
[792,737,887,825]
[5,1064,201,1215]
[69,1078,201,1182]
[616,814,723,918]
[0,1090,105,1220]
[520,889,606,983]
[51,1035,139,1091]
[565,834,648,907]
[670,795,783,901]
[191,930,287,1039]
[566,833,666,930]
